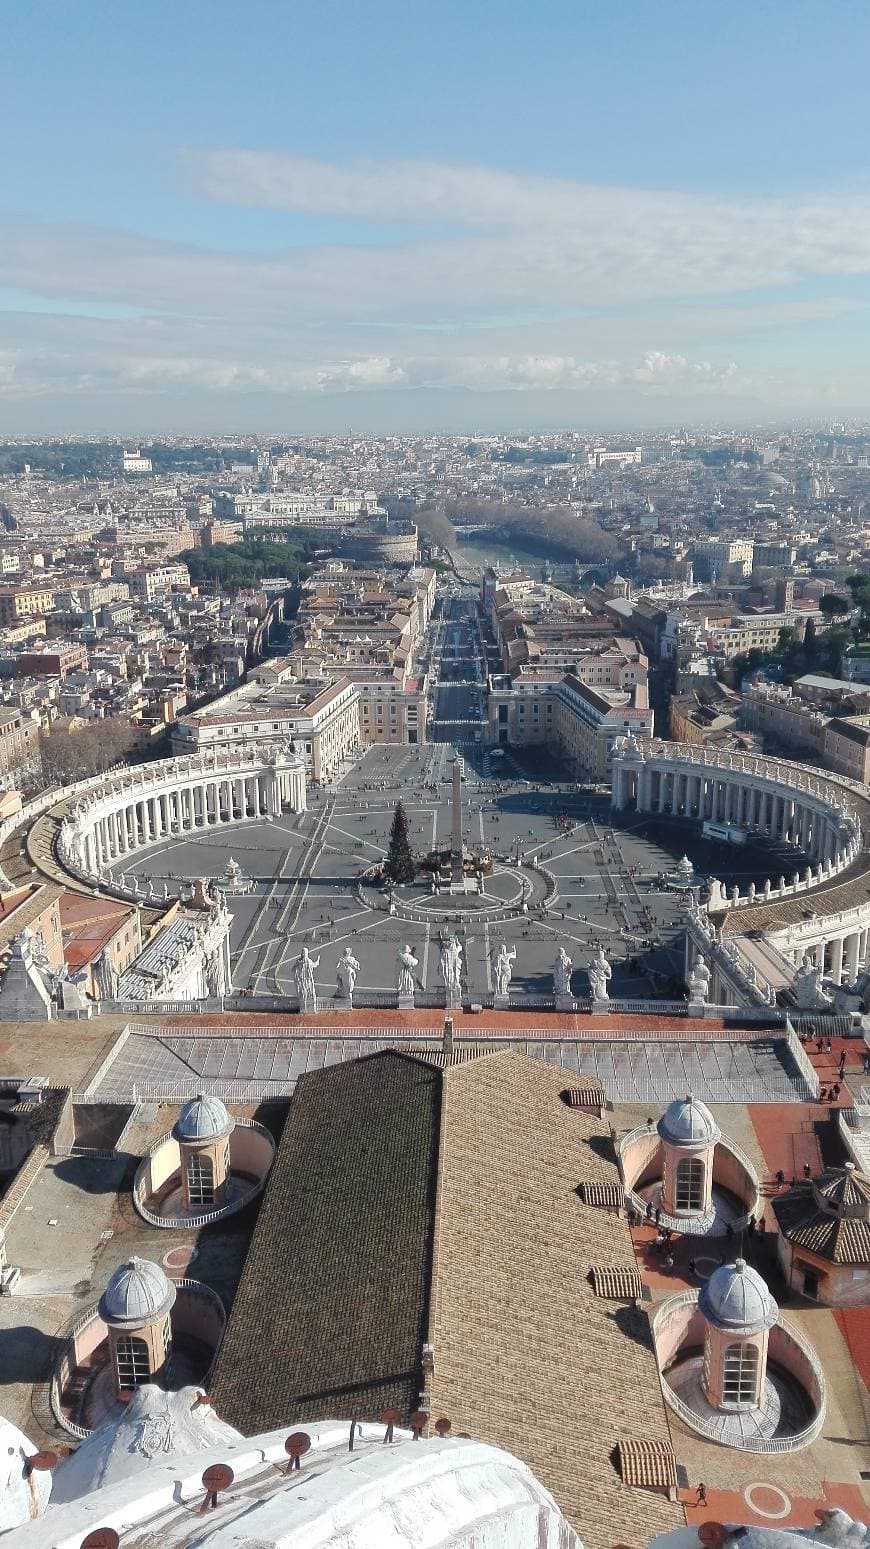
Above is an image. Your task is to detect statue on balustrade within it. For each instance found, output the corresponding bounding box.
[687,955,711,1005]
[493,942,516,999]
[336,946,360,1002]
[588,946,612,1003]
[396,942,419,999]
[293,945,320,1009]
[552,946,573,999]
[791,953,833,1011]
[440,930,463,995]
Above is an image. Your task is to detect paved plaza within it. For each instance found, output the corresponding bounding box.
[105,594,808,1009]
[110,738,807,1005]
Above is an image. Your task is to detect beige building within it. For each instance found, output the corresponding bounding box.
[0,882,65,975]
[172,675,360,782]
[0,584,56,625]
[59,891,142,998]
[487,670,653,780]
[740,684,870,782]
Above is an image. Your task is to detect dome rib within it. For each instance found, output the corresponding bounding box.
[99,1256,177,1329]
[699,1257,777,1336]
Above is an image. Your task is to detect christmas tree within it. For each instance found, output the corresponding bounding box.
[385,799,416,884]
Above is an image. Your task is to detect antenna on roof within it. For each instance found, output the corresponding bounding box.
[200,1462,234,1512]
[284,1431,311,1473]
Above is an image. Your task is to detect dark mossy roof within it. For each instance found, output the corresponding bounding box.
[210,1050,441,1434]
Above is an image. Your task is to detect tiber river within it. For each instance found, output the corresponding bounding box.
[454,533,577,580]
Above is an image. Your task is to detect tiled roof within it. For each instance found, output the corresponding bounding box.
[579,1181,625,1208]
[589,1264,644,1299]
[815,1165,870,1211]
[209,1051,441,1434]
[564,1082,606,1115]
[426,1049,682,1549]
[772,1175,870,1265]
[617,1438,678,1491]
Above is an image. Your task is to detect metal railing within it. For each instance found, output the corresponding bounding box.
[132,1119,275,1229]
[784,1023,821,1100]
[50,1278,226,1439]
[652,1291,826,1453]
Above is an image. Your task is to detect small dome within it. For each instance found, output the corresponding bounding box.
[699,1257,778,1335]
[99,1257,176,1329]
[676,855,694,876]
[657,1094,720,1148]
[173,1093,233,1144]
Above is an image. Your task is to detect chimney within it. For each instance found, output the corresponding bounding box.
[441,1016,454,1062]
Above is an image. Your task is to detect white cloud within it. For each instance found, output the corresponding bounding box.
[2,153,870,413]
[0,344,743,399]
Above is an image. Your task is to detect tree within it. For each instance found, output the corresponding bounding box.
[819,593,850,619]
[848,573,870,637]
[385,800,416,884]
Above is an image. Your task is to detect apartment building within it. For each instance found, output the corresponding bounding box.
[171,676,360,782]
[0,584,56,625]
[127,564,191,603]
[0,707,40,779]
[487,671,652,780]
[739,682,870,782]
[59,892,143,998]
[17,643,89,680]
[587,445,643,469]
[0,882,65,974]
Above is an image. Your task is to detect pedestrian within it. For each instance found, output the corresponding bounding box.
[775,1168,785,1187]
[654,1206,661,1225]
[826,1039,832,1055]
[803,1161,812,1178]
[697,1484,708,1508]
[817,1037,824,1054]
[688,1258,697,1278]
[839,1050,847,1073]
[833,1082,841,1099]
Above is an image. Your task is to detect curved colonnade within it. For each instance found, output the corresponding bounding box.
[612,735,870,986]
[55,744,307,903]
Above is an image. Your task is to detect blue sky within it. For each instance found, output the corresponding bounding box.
[3,0,870,430]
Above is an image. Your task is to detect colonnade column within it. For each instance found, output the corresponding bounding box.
[830,937,845,984]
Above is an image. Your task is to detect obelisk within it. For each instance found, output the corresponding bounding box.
[451,757,464,885]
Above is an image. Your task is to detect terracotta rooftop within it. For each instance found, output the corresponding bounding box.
[617,1437,678,1491]
[773,1168,870,1264]
[589,1264,644,1299]
[59,891,135,969]
[426,1049,683,1549]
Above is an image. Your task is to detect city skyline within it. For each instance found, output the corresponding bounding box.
[3,0,870,430]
